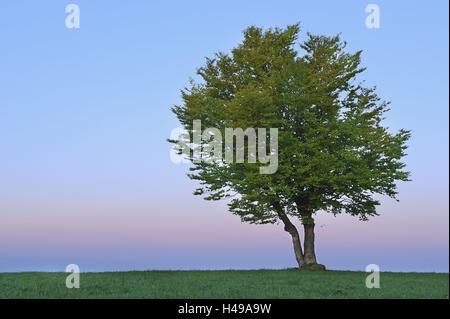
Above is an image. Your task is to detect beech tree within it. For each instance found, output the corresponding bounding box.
[170,24,410,269]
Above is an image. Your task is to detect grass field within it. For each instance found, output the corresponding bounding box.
[0,269,448,299]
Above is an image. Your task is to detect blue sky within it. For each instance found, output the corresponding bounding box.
[0,1,448,272]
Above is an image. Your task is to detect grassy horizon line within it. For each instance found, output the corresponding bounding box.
[1,268,449,274]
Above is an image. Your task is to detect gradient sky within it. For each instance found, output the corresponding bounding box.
[0,1,448,273]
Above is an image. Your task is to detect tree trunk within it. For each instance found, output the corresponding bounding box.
[303,223,318,265]
[278,212,305,268]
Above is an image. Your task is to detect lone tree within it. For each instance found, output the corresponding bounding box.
[170,24,410,269]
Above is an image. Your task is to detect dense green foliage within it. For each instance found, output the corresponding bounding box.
[1,270,447,298]
[170,24,410,267]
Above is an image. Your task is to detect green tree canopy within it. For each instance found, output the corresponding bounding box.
[170,24,410,268]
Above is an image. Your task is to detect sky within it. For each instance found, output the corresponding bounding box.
[0,1,448,273]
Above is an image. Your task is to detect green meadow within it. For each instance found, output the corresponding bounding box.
[0,269,448,299]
